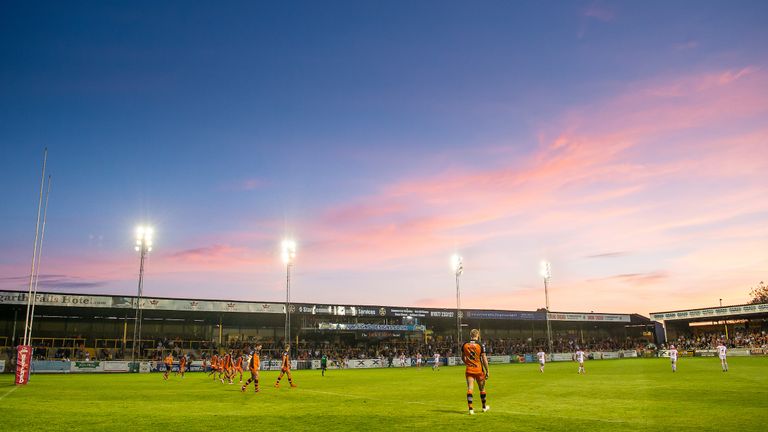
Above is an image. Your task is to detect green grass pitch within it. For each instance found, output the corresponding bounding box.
[1,357,766,431]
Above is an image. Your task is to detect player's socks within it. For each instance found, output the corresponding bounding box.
[466,391,473,412]
[480,391,487,410]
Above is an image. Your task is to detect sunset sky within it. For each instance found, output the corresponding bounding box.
[1,1,766,315]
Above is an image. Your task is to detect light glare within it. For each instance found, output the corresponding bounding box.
[451,254,463,275]
[281,239,297,265]
[540,260,552,279]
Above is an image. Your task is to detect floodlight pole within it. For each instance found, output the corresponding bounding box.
[453,255,463,358]
[542,261,553,355]
[285,260,292,355]
[456,271,462,356]
[131,228,152,364]
[282,240,296,356]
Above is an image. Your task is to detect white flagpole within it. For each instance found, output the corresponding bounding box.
[27,175,52,346]
[22,148,47,347]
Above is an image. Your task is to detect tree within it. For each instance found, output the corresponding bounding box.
[749,281,768,304]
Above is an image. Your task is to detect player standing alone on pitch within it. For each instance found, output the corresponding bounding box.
[275,344,297,388]
[716,341,729,372]
[668,345,678,372]
[241,344,261,393]
[163,352,173,381]
[432,352,440,371]
[537,350,546,373]
[321,353,328,376]
[178,353,187,378]
[575,347,586,374]
[462,329,490,415]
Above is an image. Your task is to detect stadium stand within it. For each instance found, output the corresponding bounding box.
[2,289,655,364]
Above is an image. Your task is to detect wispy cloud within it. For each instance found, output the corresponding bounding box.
[0,274,109,290]
[586,252,628,259]
[673,40,699,51]
[583,4,615,22]
[221,178,266,191]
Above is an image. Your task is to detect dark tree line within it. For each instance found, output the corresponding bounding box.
[749,281,767,304]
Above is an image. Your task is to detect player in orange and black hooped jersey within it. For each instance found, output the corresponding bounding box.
[216,355,226,381]
[208,353,219,379]
[222,352,234,384]
[241,344,261,393]
[234,353,245,383]
[178,354,187,378]
[274,345,297,388]
[163,352,173,381]
[462,329,490,415]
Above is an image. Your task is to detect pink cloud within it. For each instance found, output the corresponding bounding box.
[7,65,765,314]
[280,65,768,312]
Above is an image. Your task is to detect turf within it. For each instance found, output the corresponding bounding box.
[1,357,766,431]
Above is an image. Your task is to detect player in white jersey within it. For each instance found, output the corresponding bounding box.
[668,345,678,372]
[416,352,422,368]
[399,353,406,367]
[432,352,441,371]
[536,351,546,373]
[575,348,586,374]
[716,342,728,372]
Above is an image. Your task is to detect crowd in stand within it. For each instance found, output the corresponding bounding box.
[667,330,768,350]
[9,328,767,362]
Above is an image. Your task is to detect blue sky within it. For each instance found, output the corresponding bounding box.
[1,1,767,313]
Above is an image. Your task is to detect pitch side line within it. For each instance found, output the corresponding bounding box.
[0,386,18,401]
[300,388,628,424]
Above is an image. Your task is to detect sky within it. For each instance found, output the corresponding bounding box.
[1,1,767,315]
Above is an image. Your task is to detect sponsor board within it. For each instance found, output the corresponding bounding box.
[695,349,717,357]
[0,290,284,314]
[318,322,425,332]
[465,310,542,320]
[31,360,70,373]
[347,358,386,369]
[129,297,284,314]
[1,292,111,309]
[621,350,638,358]
[103,361,130,372]
[551,353,573,362]
[487,355,511,364]
[0,361,4,373]
[600,352,620,360]
[729,348,751,357]
[139,362,151,373]
[548,313,630,323]
[651,302,768,321]
[71,361,104,373]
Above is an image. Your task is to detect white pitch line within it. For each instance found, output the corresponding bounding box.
[0,386,19,401]
[300,388,628,424]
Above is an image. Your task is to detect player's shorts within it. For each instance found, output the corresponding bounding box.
[670,358,677,363]
[465,371,485,382]
[165,364,172,371]
[539,361,545,366]
[235,366,243,372]
[281,367,289,373]
[719,355,727,360]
